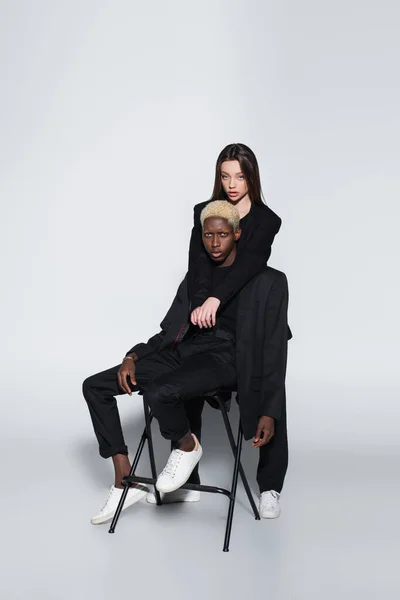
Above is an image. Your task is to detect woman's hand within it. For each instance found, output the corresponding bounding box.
[190,297,221,328]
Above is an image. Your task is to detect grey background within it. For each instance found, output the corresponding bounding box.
[1,1,399,598]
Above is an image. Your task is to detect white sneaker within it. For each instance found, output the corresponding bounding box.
[259,490,281,519]
[146,488,201,504]
[91,484,148,525]
[156,435,203,493]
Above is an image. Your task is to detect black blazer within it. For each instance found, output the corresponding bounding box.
[188,200,282,309]
[127,267,290,440]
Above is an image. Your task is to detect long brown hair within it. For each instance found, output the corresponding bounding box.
[209,143,265,205]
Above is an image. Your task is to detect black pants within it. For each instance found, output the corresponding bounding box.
[82,332,288,493]
[184,396,288,494]
[256,404,288,494]
[82,332,236,454]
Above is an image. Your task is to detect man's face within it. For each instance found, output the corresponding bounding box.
[202,216,241,263]
[220,160,249,203]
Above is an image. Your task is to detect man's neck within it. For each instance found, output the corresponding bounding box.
[218,245,237,268]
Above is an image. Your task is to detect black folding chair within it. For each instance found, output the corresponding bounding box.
[108,392,260,552]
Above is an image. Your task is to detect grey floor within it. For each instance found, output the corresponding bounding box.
[2,401,399,600]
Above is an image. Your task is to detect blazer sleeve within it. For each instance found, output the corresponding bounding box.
[259,274,289,420]
[211,215,281,306]
[125,330,166,362]
[188,205,214,309]
[125,276,188,361]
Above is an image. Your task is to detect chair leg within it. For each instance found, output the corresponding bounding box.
[143,399,162,505]
[223,419,243,552]
[219,403,260,520]
[108,421,149,533]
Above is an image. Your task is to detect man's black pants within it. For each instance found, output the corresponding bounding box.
[83,332,236,450]
[82,332,288,493]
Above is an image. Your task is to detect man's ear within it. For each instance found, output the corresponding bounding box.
[234,227,242,241]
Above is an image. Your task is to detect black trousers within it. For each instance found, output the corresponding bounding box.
[82,333,288,493]
[184,396,288,494]
[82,332,236,453]
[257,404,288,493]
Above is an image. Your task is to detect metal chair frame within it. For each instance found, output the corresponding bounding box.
[108,395,260,552]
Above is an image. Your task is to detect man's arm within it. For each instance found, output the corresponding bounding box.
[117,332,167,396]
[125,331,166,362]
[124,274,189,362]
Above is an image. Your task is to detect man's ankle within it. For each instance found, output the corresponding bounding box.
[177,432,196,452]
[112,453,131,488]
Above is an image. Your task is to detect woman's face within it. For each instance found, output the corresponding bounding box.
[220,160,249,202]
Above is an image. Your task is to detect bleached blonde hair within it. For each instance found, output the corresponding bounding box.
[200,200,240,231]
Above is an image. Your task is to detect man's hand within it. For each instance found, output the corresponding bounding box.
[252,416,275,448]
[117,355,137,395]
[190,297,221,328]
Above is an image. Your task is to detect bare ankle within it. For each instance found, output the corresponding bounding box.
[112,453,131,487]
[178,432,196,452]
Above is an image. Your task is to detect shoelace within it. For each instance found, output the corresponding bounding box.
[161,450,184,478]
[99,486,115,513]
[261,491,279,508]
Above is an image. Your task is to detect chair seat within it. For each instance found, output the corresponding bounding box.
[203,390,233,412]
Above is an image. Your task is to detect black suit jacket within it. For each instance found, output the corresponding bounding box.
[188,200,282,309]
[126,267,291,441]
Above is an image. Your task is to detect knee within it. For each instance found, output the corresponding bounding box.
[144,382,176,412]
[82,374,97,401]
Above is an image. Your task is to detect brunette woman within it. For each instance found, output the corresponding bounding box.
[188,143,281,328]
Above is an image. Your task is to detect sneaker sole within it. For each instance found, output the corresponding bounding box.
[259,510,281,519]
[156,447,203,494]
[91,487,148,525]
